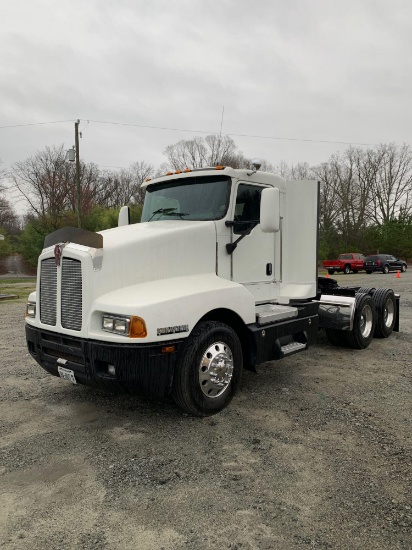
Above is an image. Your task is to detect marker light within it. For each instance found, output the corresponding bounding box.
[130,316,147,338]
[183,168,191,173]
[145,177,151,182]
[215,165,225,170]
[166,171,173,176]
[174,170,181,174]
[26,302,36,318]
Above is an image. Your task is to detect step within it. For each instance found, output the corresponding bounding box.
[281,341,307,356]
[255,304,298,325]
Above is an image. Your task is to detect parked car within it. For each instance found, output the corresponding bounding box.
[323,253,365,275]
[364,254,407,274]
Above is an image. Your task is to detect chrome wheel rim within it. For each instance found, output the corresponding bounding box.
[360,304,373,338]
[383,298,395,328]
[199,342,233,398]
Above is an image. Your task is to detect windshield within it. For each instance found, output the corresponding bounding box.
[141,176,231,222]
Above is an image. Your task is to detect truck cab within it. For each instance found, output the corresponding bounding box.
[25,166,399,416]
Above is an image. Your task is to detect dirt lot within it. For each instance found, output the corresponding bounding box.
[0,272,411,550]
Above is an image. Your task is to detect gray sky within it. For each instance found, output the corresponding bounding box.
[1,0,412,200]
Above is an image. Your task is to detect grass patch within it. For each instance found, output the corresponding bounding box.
[0,279,37,303]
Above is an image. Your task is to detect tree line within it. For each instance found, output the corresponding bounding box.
[1,136,412,265]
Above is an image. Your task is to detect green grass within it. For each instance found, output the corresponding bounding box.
[0,279,37,303]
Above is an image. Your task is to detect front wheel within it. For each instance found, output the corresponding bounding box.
[343,265,351,274]
[401,264,407,272]
[346,293,376,349]
[172,321,243,416]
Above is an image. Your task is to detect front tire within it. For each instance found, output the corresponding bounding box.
[401,264,407,272]
[346,294,376,349]
[172,321,243,416]
[343,265,351,274]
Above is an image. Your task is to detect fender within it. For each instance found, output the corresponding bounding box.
[89,273,256,343]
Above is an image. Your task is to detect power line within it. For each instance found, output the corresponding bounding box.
[0,119,75,129]
[86,118,375,146]
[0,116,380,147]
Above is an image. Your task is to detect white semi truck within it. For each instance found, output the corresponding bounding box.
[25,163,399,416]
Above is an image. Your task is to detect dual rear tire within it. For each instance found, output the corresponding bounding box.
[326,293,375,349]
[326,289,396,349]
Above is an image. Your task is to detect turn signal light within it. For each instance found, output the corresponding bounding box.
[215,165,225,170]
[130,316,147,338]
[145,177,151,182]
[161,345,176,353]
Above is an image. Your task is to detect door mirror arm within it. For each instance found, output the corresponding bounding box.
[225,220,259,254]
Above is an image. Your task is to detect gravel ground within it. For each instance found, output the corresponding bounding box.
[0,271,411,550]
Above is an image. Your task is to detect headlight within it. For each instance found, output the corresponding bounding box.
[26,302,36,318]
[102,314,147,338]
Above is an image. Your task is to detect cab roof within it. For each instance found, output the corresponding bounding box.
[142,166,285,189]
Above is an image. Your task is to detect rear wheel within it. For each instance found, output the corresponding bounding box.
[346,294,376,349]
[343,265,351,274]
[357,287,375,295]
[172,321,243,416]
[383,264,389,274]
[373,289,396,338]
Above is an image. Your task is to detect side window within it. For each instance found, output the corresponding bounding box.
[234,184,263,234]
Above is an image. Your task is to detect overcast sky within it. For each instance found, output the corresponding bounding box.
[1,0,412,196]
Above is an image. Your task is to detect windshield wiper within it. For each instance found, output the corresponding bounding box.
[148,208,176,221]
[148,208,189,221]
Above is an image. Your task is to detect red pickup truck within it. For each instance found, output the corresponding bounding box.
[323,253,365,275]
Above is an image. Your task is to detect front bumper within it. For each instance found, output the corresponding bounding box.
[25,325,182,398]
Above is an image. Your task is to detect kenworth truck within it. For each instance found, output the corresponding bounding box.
[25,163,400,416]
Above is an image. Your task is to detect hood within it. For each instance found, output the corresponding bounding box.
[94,220,217,292]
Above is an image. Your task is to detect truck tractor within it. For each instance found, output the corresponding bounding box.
[25,163,400,416]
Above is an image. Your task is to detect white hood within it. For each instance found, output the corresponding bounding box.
[93,220,217,295]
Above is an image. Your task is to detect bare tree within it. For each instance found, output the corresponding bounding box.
[370,143,412,223]
[163,135,250,170]
[11,145,72,227]
[96,161,154,208]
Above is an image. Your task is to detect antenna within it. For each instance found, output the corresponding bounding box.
[219,105,225,139]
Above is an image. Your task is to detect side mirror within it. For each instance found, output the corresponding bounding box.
[118,206,130,227]
[260,187,280,233]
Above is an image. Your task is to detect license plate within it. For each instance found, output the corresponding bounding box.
[58,366,77,384]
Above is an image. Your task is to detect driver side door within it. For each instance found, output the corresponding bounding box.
[231,183,276,303]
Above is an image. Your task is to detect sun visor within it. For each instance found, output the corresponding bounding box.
[44,227,103,249]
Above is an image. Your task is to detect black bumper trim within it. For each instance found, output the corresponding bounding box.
[25,325,183,398]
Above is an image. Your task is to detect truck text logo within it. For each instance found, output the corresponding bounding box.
[157,325,189,336]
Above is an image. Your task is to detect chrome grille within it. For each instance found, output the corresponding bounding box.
[40,259,57,325]
[61,258,82,331]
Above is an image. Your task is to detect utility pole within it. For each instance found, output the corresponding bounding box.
[74,119,81,228]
